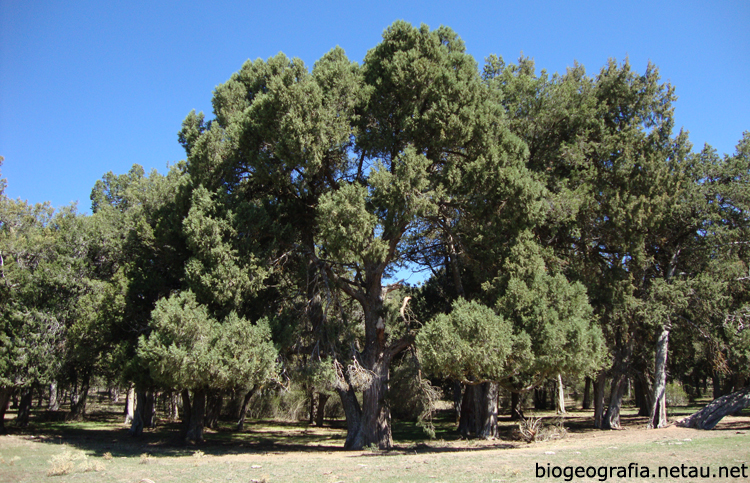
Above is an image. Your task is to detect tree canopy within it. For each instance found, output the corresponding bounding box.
[1,22,748,445]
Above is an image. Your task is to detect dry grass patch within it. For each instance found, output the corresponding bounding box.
[515,415,568,443]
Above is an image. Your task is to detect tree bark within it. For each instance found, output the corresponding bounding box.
[67,373,90,421]
[555,374,566,414]
[185,388,206,443]
[603,372,628,429]
[48,382,60,411]
[124,385,135,424]
[582,376,592,410]
[458,383,477,437]
[205,390,222,430]
[308,387,316,425]
[360,353,393,449]
[15,388,33,427]
[458,383,498,438]
[634,373,653,417]
[452,380,463,420]
[677,387,750,429]
[181,388,192,430]
[142,391,156,428]
[647,319,671,429]
[129,391,145,437]
[0,388,12,433]
[593,371,606,428]
[315,392,329,426]
[510,391,524,421]
[168,391,179,420]
[712,372,723,399]
[477,383,499,439]
[236,386,257,431]
[337,385,362,450]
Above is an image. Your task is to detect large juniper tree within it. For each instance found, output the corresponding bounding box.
[176,21,539,449]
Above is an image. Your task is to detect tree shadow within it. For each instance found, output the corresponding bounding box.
[8,404,745,458]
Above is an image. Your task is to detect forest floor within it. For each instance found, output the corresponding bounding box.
[0,401,748,482]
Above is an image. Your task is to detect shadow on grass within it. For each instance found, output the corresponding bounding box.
[4,403,747,459]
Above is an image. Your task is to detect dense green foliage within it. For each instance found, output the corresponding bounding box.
[1,23,748,444]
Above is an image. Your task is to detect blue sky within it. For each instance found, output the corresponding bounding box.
[2,0,748,212]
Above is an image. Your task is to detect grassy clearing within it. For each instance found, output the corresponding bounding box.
[0,404,748,482]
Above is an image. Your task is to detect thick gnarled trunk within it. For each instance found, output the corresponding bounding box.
[458,383,498,439]
[677,387,750,429]
[360,355,393,449]
[603,372,628,429]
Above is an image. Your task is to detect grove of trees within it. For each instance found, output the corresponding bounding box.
[1,22,748,449]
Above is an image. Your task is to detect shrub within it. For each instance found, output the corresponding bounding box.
[665,382,689,406]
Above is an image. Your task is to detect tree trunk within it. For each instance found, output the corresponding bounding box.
[458,383,498,438]
[603,372,628,429]
[129,391,145,436]
[510,391,524,421]
[236,386,257,431]
[48,382,60,411]
[712,372,723,399]
[555,374,566,414]
[308,387,315,425]
[458,383,477,437]
[447,238,465,298]
[534,386,548,410]
[347,283,408,450]
[185,388,206,443]
[337,385,363,450]
[452,380,463,419]
[142,391,156,428]
[693,372,702,399]
[15,388,33,427]
[67,374,90,421]
[0,388,13,433]
[647,320,671,429]
[677,387,750,429]
[593,371,606,428]
[477,383,498,439]
[634,373,653,417]
[168,391,179,420]
[582,376,592,410]
[601,333,634,430]
[128,390,155,436]
[360,354,393,449]
[181,389,192,430]
[205,390,222,430]
[315,392,329,427]
[124,385,135,424]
